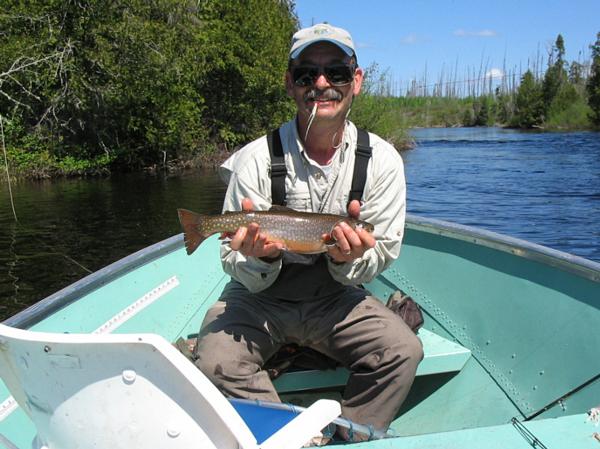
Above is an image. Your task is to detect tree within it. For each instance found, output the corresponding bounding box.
[542,34,568,114]
[473,95,495,126]
[540,33,588,127]
[569,61,585,86]
[1,0,298,174]
[194,0,297,150]
[587,32,600,127]
[495,88,515,125]
[513,70,544,128]
[543,36,566,108]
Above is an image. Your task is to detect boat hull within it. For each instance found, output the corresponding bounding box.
[1,214,599,448]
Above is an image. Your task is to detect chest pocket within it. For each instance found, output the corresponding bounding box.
[284,189,311,212]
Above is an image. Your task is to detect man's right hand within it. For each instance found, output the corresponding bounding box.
[229,198,284,260]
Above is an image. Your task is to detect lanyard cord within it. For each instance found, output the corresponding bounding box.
[304,129,348,213]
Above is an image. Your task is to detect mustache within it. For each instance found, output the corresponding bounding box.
[303,88,342,102]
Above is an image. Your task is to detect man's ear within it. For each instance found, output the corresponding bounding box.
[285,71,295,97]
[352,67,364,97]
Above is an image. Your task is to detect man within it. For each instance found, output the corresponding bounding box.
[194,23,423,442]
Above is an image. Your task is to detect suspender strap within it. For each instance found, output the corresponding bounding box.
[267,128,287,206]
[348,128,372,206]
[267,127,372,207]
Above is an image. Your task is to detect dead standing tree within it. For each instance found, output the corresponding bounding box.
[1,11,71,211]
[0,43,72,126]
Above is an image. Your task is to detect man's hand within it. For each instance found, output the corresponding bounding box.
[229,198,284,260]
[326,200,375,263]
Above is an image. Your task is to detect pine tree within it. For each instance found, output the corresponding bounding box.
[542,34,568,113]
[587,32,600,127]
[569,61,584,86]
[513,70,544,128]
[473,96,493,126]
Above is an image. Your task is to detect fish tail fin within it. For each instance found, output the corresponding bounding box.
[177,209,209,255]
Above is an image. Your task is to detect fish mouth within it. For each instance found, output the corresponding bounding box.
[357,221,374,233]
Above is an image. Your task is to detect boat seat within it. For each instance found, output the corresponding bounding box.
[274,328,471,393]
[0,324,340,449]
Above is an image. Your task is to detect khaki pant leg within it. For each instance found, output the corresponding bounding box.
[313,295,423,433]
[194,298,282,402]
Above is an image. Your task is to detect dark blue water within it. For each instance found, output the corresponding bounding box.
[404,127,600,263]
[1,127,599,320]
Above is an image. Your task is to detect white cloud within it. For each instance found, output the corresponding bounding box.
[400,33,419,45]
[485,68,505,79]
[454,29,497,38]
[478,29,497,37]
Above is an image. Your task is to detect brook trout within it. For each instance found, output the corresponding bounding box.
[177,207,374,255]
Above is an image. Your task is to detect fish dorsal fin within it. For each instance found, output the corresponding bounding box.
[269,205,295,212]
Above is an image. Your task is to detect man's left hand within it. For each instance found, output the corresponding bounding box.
[326,200,375,263]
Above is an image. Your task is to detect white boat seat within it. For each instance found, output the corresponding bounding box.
[274,328,471,393]
[0,324,340,449]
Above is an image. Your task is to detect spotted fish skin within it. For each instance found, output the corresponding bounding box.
[177,208,374,255]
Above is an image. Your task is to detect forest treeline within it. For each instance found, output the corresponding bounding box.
[1,1,600,178]
[352,33,600,142]
[1,0,297,177]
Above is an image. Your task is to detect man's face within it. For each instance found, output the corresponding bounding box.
[286,42,363,125]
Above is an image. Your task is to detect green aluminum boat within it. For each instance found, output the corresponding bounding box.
[1,214,599,448]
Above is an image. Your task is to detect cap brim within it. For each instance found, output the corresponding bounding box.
[290,39,355,60]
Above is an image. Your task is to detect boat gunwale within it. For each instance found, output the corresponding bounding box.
[406,213,600,283]
[2,234,183,329]
[4,215,599,329]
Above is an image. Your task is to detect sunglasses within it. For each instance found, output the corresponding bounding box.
[291,63,356,87]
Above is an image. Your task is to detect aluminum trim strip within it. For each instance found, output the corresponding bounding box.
[0,397,17,423]
[93,276,180,334]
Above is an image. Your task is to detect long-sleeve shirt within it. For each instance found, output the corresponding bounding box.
[218,118,406,297]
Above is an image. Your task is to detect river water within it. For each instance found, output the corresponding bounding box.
[1,127,599,320]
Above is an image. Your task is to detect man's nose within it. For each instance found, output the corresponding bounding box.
[314,72,330,89]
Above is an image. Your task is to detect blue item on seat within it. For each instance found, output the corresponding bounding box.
[230,399,300,444]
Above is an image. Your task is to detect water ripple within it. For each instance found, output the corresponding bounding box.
[406,127,600,263]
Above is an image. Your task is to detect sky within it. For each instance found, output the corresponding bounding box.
[294,0,600,95]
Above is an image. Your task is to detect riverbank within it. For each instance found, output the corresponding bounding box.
[1,125,416,180]
[0,145,231,180]
[2,119,596,180]
[352,94,596,132]
[2,90,598,180]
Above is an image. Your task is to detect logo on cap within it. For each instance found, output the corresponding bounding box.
[312,26,331,36]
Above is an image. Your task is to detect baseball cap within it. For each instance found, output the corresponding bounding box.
[289,23,356,60]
